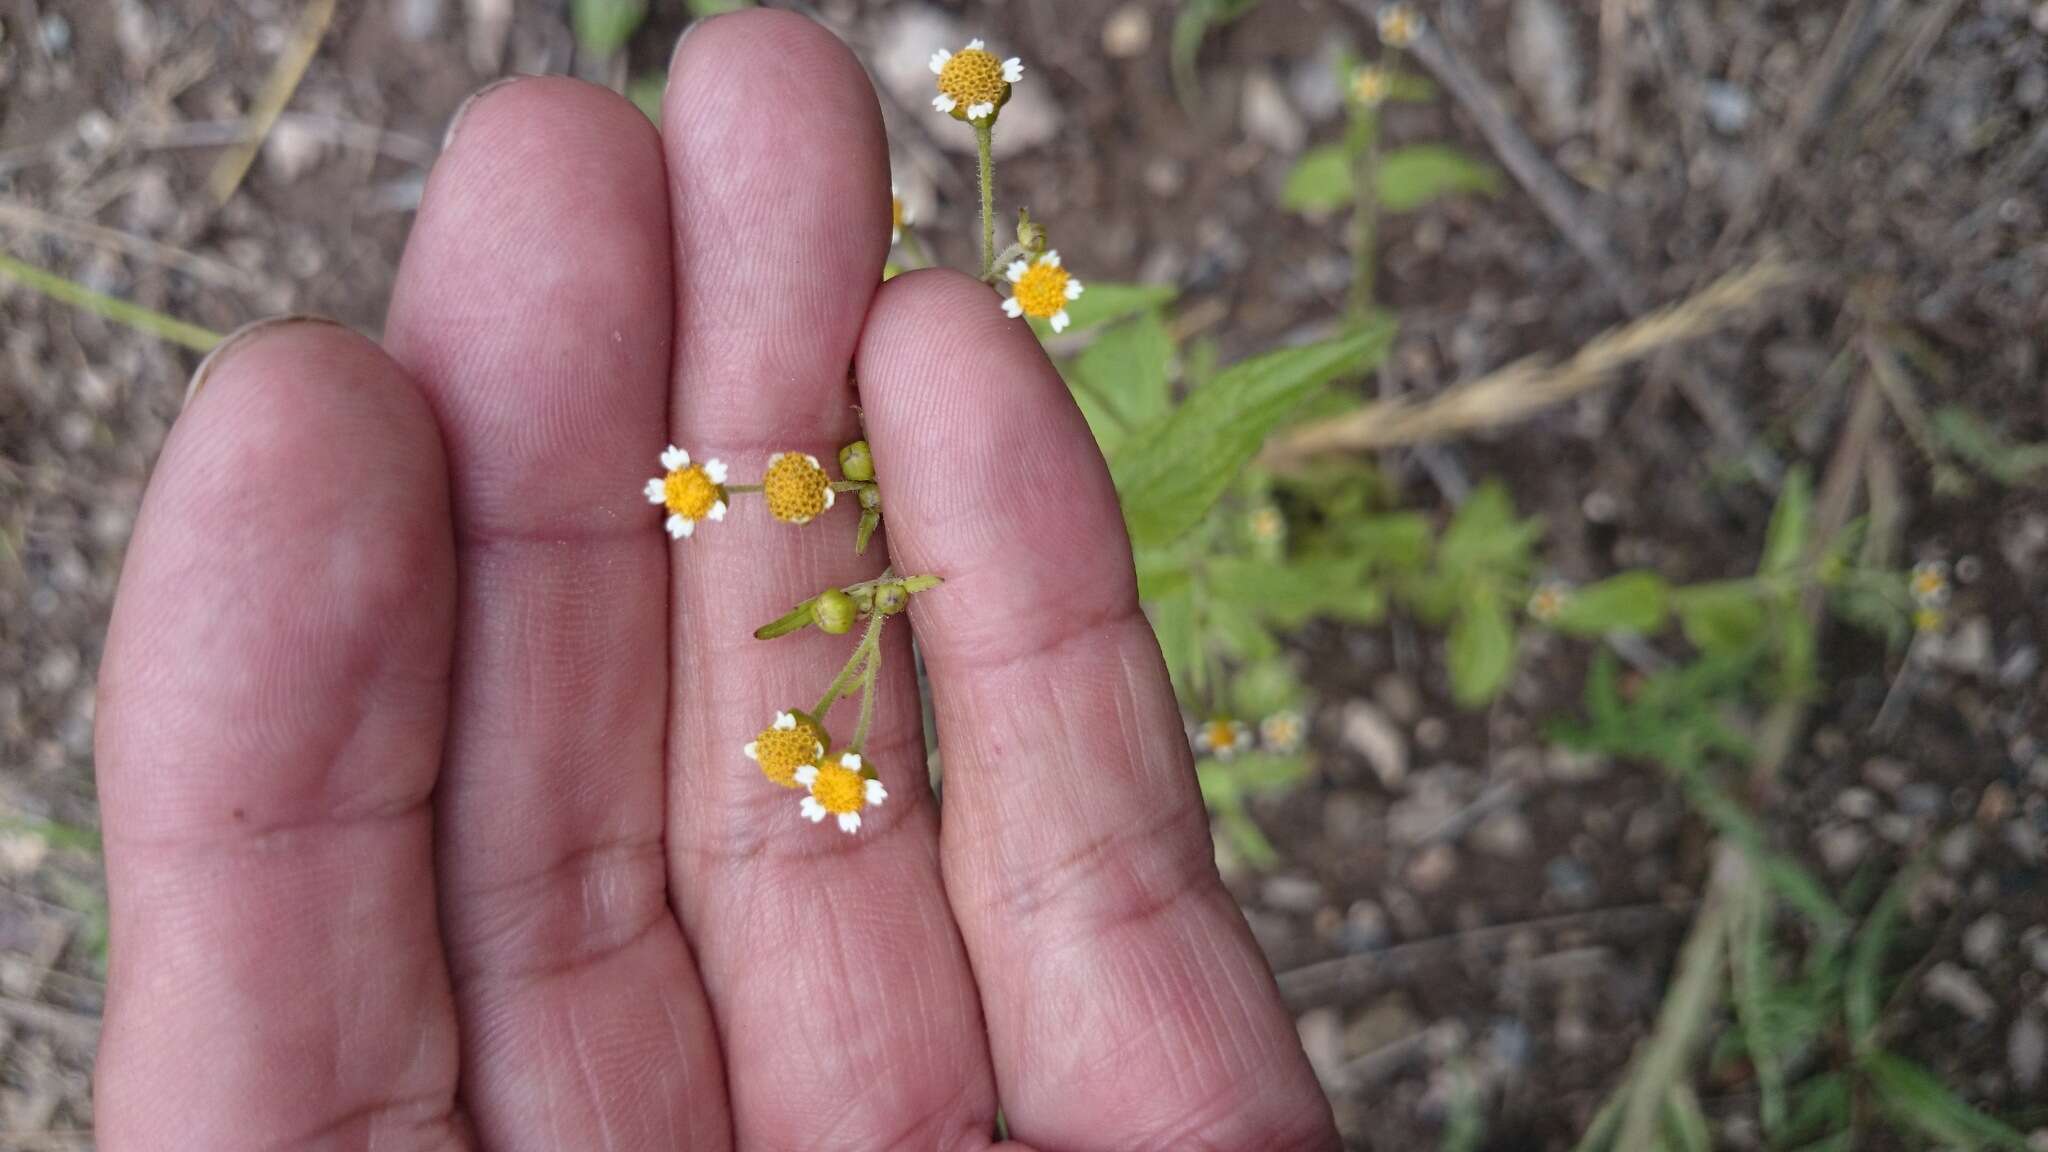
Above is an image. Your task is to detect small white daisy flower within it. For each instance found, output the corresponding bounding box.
[645,445,729,540]
[1002,250,1085,332]
[931,38,1022,123]
[1193,717,1255,760]
[795,751,889,834]
[745,710,827,789]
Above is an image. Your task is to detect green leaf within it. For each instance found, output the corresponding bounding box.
[1864,1052,2030,1150]
[1933,405,2048,487]
[1115,319,1394,548]
[572,0,646,57]
[1549,571,1670,636]
[1438,481,1541,576]
[1338,512,1433,572]
[1675,582,1768,655]
[1282,144,1354,213]
[1214,752,1312,794]
[1068,311,1175,459]
[1447,581,1516,707]
[1147,589,1204,704]
[685,0,751,14]
[1229,659,1302,718]
[1034,282,1177,338]
[1785,1072,1851,1144]
[1729,875,1788,1143]
[1660,1084,1711,1152]
[1208,596,1282,662]
[1134,550,1191,600]
[1761,467,1813,577]
[1376,145,1502,212]
[1846,868,1910,1053]
[1206,555,1385,626]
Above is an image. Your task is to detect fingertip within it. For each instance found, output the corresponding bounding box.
[857,269,1137,667]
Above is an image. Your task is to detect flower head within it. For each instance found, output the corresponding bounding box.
[644,446,729,539]
[1527,580,1571,624]
[891,182,913,244]
[796,751,888,834]
[1377,3,1421,47]
[763,451,835,525]
[931,38,1022,122]
[1194,717,1255,760]
[1909,560,1950,608]
[1351,65,1391,106]
[1002,250,1084,332]
[1249,506,1286,544]
[1260,711,1306,754]
[745,711,829,789]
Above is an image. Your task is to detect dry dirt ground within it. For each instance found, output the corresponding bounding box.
[2,0,2046,1148]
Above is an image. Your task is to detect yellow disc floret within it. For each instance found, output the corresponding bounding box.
[763,452,835,525]
[745,711,827,789]
[930,40,1023,122]
[665,468,721,519]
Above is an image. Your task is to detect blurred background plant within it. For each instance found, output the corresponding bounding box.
[4,0,2046,1146]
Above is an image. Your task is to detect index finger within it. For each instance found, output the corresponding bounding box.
[857,269,1340,1150]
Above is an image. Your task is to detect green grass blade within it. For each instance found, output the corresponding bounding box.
[1728,875,1788,1142]
[0,251,221,352]
[1864,1051,2030,1150]
[1845,867,1911,1053]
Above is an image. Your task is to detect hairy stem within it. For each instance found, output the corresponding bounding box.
[975,121,997,280]
[814,610,886,718]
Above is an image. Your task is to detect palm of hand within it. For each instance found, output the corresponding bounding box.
[92,13,1334,1150]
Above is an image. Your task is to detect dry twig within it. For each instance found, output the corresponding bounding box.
[206,0,338,206]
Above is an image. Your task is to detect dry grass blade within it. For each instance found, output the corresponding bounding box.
[1262,255,1800,469]
[0,201,264,294]
[206,0,338,206]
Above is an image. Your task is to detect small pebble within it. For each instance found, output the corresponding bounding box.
[1101,4,1153,58]
[1263,873,1327,914]
[1343,900,1390,952]
[1939,826,1980,873]
[1980,781,2017,825]
[1836,787,1881,820]
[1415,717,1449,753]
[1964,914,2008,968]
[2012,1011,2046,1090]
[1545,856,1596,906]
[1472,810,1535,858]
[1816,822,1870,873]
[1341,701,1408,789]
[1406,843,1458,893]
[39,12,72,55]
[1862,757,1911,793]
[1924,961,1997,1021]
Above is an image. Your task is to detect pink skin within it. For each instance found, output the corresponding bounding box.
[91,11,1336,1152]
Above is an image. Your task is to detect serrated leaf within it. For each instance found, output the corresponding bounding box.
[1377,145,1502,212]
[572,0,646,56]
[1439,481,1541,575]
[1206,555,1385,626]
[1550,571,1670,636]
[1864,1052,2030,1150]
[1282,144,1354,213]
[1675,582,1768,654]
[1069,311,1174,459]
[1447,581,1516,707]
[1115,319,1394,548]
[1033,281,1178,338]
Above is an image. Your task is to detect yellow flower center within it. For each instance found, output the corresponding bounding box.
[664,465,723,520]
[1013,262,1072,320]
[809,761,866,815]
[1249,507,1284,542]
[892,196,906,235]
[1353,68,1390,105]
[1203,719,1241,749]
[1379,6,1419,46]
[763,453,831,524]
[754,718,826,789]
[938,49,1008,110]
[1910,571,1945,599]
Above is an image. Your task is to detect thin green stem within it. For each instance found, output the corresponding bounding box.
[0,251,222,352]
[974,121,997,280]
[849,649,881,753]
[1347,107,1382,320]
[813,609,886,718]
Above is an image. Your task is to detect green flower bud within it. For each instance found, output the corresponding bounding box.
[1016,208,1047,254]
[839,439,875,483]
[873,581,909,616]
[858,482,882,511]
[814,588,859,634]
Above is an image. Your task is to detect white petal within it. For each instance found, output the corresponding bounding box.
[822,487,835,510]
[929,49,950,73]
[1044,250,1061,267]
[892,180,899,196]
[743,741,760,761]
[864,779,888,806]
[1050,310,1071,333]
[1006,260,1029,282]
[1065,279,1085,299]
[793,764,818,787]
[836,812,862,834]
[933,94,956,113]
[966,37,984,49]
[800,797,827,823]
[839,752,863,772]
[704,459,728,484]
[773,712,797,730]
[892,225,902,243]
[967,102,993,120]
[1002,58,1023,81]
[803,454,819,468]
[661,445,689,470]
[645,478,666,503]
[707,501,728,521]
[1002,298,1024,318]
[766,451,785,467]
[666,514,689,538]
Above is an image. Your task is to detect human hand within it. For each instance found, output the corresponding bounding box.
[92,12,1336,1149]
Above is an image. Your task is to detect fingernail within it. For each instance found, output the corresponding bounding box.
[184,314,345,411]
[442,75,528,154]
